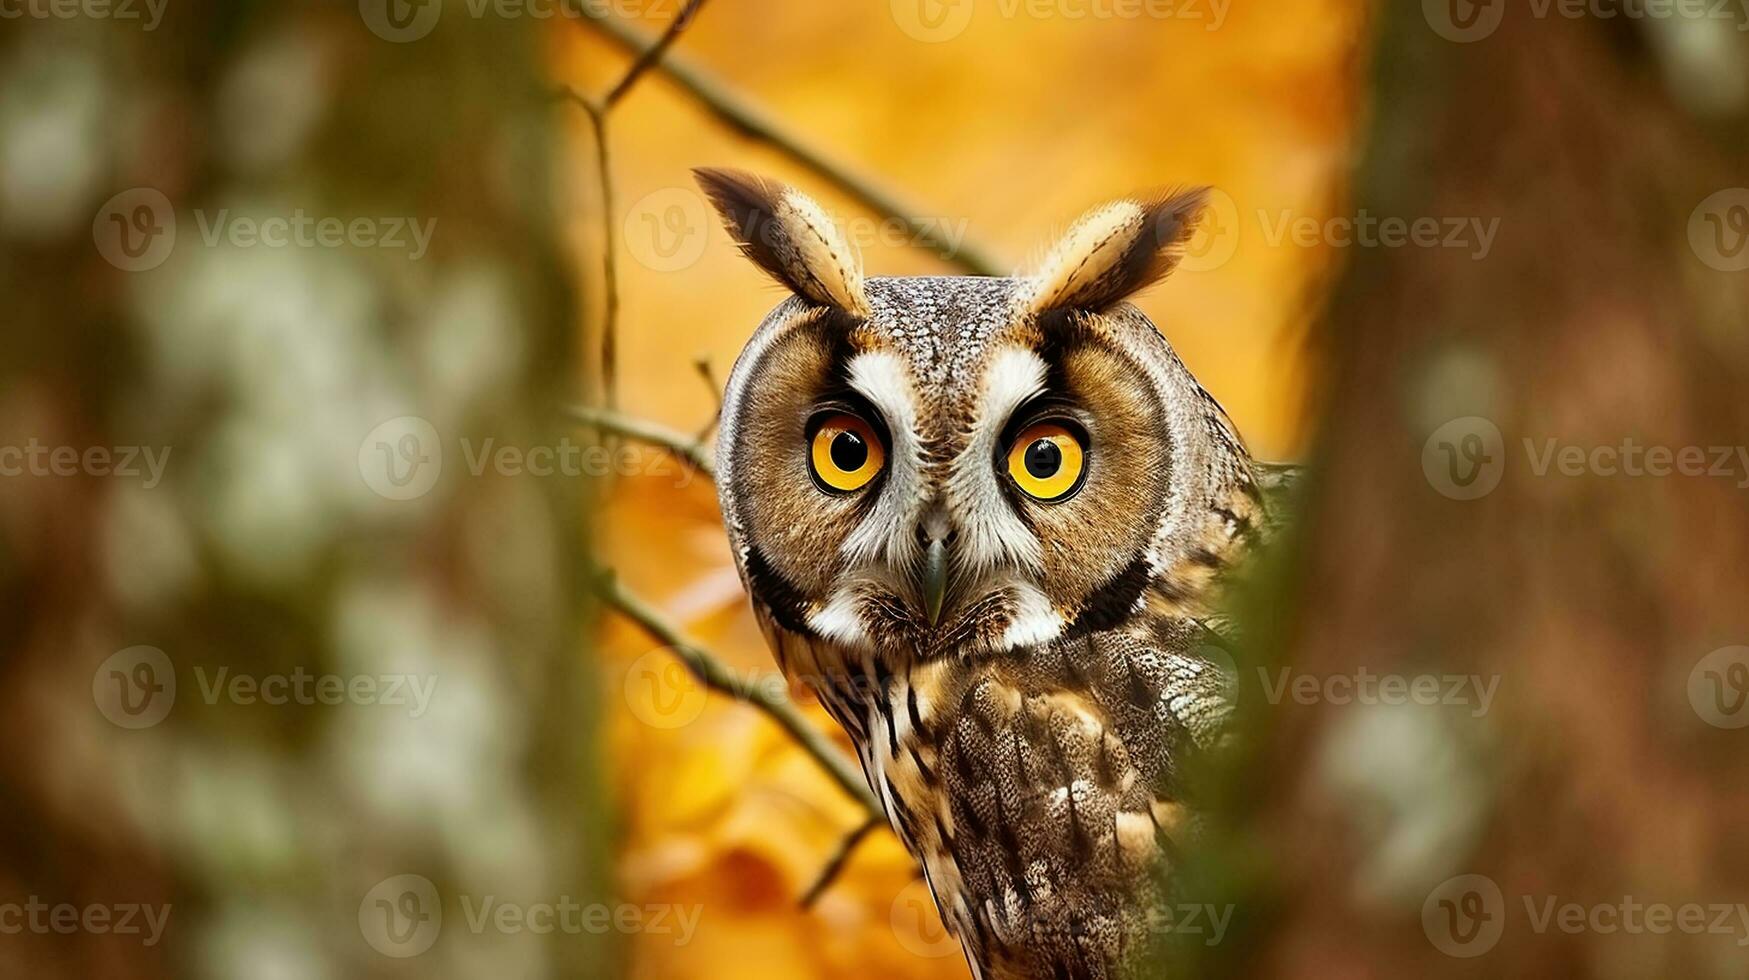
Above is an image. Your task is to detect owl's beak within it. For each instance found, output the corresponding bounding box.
[922,537,949,626]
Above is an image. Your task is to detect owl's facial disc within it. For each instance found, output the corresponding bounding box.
[720,286,1185,661]
[706,175,1240,664]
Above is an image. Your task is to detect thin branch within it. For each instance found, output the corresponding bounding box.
[692,356,721,442]
[568,405,715,480]
[565,0,891,879]
[602,0,710,110]
[559,1,708,408]
[561,89,622,410]
[799,816,884,909]
[597,572,883,818]
[569,6,1005,276]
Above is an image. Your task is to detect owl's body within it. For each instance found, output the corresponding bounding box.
[761,609,1236,980]
[703,172,1266,979]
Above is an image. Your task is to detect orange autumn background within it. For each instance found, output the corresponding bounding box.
[553,4,1369,976]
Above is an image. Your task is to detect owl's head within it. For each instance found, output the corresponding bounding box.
[701,169,1257,662]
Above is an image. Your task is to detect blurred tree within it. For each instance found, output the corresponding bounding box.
[0,1,603,978]
[1209,4,1749,977]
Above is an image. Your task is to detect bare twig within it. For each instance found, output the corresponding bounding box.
[564,0,899,889]
[799,815,885,909]
[569,6,1005,276]
[559,0,711,409]
[597,572,882,817]
[568,405,715,480]
[561,89,622,409]
[602,0,709,109]
[692,356,721,441]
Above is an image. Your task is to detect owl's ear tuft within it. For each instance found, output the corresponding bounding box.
[693,167,870,318]
[1025,188,1210,314]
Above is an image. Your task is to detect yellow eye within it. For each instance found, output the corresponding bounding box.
[1006,422,1086,501]
[809,413,886,494]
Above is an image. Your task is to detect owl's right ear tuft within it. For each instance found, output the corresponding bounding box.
[1025,188,1210,315]
[693,167,871,318]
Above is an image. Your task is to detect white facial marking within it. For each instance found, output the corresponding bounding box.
[841,350,925,569]
[947,345,1047,576]
[807,585,873,650]
[999,580,1066,648]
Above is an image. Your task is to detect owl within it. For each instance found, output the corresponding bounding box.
[699,168,1270,980]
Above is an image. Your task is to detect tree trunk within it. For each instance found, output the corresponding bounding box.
[0,2,603,977]
[1211,4,1749,977]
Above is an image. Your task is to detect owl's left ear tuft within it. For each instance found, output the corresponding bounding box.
[693,167,871,318]
[1025,188,1210,315]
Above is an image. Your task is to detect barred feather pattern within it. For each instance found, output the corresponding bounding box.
[759,606,1238,980]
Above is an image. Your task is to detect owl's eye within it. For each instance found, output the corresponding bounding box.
[1006,421,1087,502]
[809,412,886,494]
